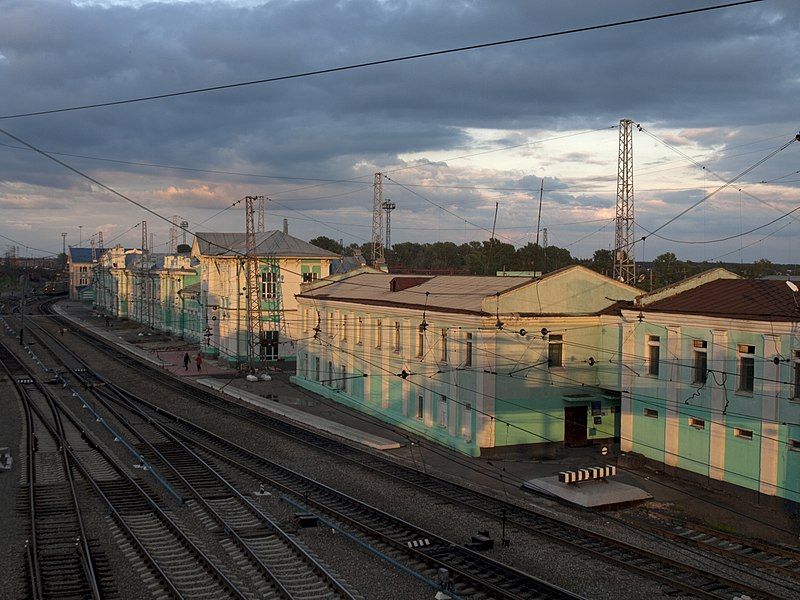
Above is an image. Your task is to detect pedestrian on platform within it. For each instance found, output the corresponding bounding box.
[183,352,190,371]
[195,353,203,372]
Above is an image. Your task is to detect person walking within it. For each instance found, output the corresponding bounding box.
[195,353,203,372]
[183,352,190,371]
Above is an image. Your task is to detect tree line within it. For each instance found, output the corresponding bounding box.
[309,236,791,290]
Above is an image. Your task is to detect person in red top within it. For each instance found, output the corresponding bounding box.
[195,353,203,372]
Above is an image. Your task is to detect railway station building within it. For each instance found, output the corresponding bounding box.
[191,231,338,364]
[291,266,640,457]
[619,270,800,506]
[67,247,104,301]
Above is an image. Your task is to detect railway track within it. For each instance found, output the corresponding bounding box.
[0,336,255,600]
[26,301,800,599]
[0,341,108,600]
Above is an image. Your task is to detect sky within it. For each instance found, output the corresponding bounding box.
[1,0,799,263]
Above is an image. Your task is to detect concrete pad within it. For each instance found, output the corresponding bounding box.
[522,475,652,510]
[196,377,402,451]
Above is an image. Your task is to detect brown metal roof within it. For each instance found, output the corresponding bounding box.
[642,279,800,321]
[299,273,532,314]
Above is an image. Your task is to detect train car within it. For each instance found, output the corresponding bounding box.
[42,279,68,295]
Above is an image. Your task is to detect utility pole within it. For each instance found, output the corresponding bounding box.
[534,179,544,273]
[542,228,548,274]
[613,118,636,284]
[487,201,499,275]
[382,199,396,251]
[370,173,384,265]
[180,221,189,246]
[61,233,67,256]
[97,231,103,250]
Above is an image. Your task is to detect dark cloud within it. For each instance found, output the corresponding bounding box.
[0,0,798,259]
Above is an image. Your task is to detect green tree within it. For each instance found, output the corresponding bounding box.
[309,236,343,254]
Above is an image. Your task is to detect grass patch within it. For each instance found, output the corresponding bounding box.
[708,522,737,534]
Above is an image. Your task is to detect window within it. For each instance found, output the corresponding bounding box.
[688,417,705,430]
[462,402,472,439]
[734,428,753,440]
[644,408,658,418]
[548,334,563,367]
[465,332,473,367]
[356,318,363,345]
[341,314,348,341]
[260,271,277,299]
[314,357,320,382]
[303,309,309,332]
[737,344,755,393]
[789,439,800,452]
[647,336,660,377]
[692,340,708,384]
[793,350,800,400]
[417,324,425,357]
[439,395,448,427]
[375,319,382,348]
[440,329,448,363]
[416,395,424,419]
[302,271,318,283]
[340,365,347,391]
[393,322,401,352]
[327,361,333,386]
[327,312,334,337]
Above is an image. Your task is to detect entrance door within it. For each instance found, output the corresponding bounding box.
[564,406,588,447]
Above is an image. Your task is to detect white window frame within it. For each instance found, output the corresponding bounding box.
[438,395,448,428]
[692,340,708,385]
[260,270,277,299]
[737,344,755,393]
[647,335,660,377]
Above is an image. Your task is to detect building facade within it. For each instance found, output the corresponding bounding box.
[67,247,102,300]
[192,231,338,364]
[621,273,800,505]
[292,266,639,457]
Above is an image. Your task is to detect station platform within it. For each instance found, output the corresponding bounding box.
[197,378,402,451]
[522,476,652,510]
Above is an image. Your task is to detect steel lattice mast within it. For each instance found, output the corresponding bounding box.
[169,215,179,254]
[370,173,384,265]
[140,220,148,325]
[382,199,395,251]
[245,196,265,371]
[614,118,636,284]
[257,196,265,233]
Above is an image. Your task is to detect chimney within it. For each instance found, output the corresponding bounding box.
[283,218,289,234]
[390,276,432,292]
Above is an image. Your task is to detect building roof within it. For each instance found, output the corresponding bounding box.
[69,247,103,263]
[330,254,368,275]
[194,231,339,259]
[641,279,800,321]
[299,272,533,314]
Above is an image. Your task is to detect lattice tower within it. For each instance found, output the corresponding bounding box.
[169,215,179,253]
[140,221,148,325]
[613,118,636,284]
[245,196,266,371]
[382,199,396,251]
[258,196,265,233]
[370,173,384,264]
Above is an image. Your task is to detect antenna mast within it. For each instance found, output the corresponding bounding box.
[614,118,636,284]
[370,173,384,265]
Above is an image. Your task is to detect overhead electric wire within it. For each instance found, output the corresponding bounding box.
[0,1,763,121]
